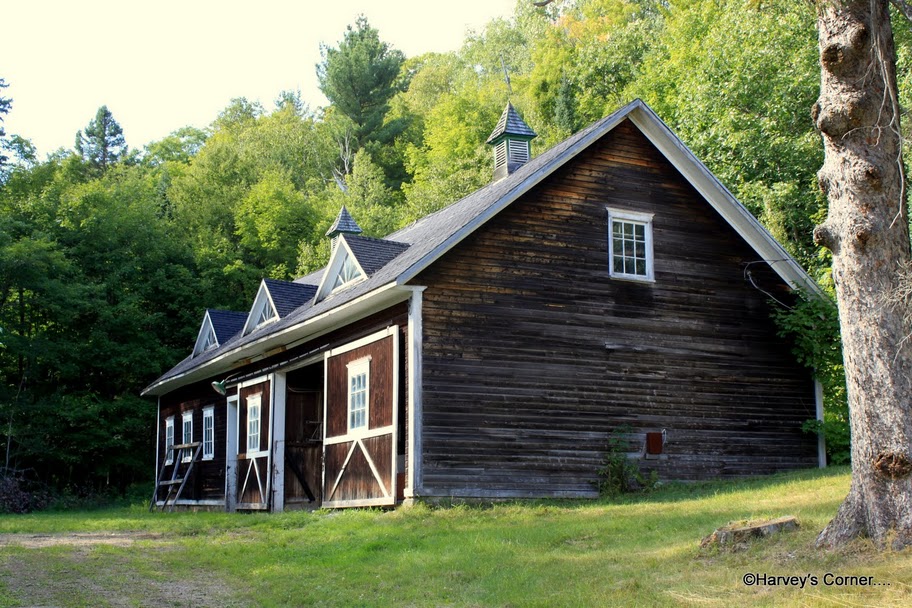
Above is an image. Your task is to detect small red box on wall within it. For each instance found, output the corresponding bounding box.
[645,431,664,455]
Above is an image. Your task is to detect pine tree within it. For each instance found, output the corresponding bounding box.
[75,105,126,172]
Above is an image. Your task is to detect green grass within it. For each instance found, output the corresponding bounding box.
[1,467,910,607]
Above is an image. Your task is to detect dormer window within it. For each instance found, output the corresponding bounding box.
[332,250,364,291]
[242,281,279,336]
[253,298,277,327]
[192,311,220,358]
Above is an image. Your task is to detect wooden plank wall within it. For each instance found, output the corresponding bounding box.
[157,381,227,502]
[415,119,819,499]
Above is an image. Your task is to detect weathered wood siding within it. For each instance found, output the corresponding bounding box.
[156,381,226,503]
[415,119,818,499]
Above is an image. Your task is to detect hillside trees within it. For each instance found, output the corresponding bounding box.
[0,153,201,490]
[317,16,410,188]
[0,78,10,170]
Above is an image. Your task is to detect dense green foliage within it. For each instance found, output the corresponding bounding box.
[3,0,892,497]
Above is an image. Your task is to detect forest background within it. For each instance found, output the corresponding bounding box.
[1,0,904,505]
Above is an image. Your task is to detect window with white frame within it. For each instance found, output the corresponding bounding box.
[202,407,215,460]
[347,358,371,432]
[332,250,364,291]
[607,208,654,281]
[181,411,193,462]
[165,417,175,465]
[247,394,262,453]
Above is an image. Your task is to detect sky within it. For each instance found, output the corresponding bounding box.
[2,0,519,158]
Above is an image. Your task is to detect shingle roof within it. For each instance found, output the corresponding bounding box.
[143,99,820,396]
[325,205,363,237]
[343,235,410,276]
[263,279,317,318]
[486,102,537,143]
[207,310,247,344]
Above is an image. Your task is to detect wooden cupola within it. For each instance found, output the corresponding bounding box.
[486,102,537,181]
[326,205,363,254]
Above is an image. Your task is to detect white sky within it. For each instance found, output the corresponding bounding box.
[2,0,519,157]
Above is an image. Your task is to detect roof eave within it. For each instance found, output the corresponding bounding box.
[141,281,408,397]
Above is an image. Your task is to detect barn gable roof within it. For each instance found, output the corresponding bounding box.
[143,99,820,396]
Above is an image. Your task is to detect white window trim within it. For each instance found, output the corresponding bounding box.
[346,356,372,435]
[242,281,279,336]
[192,311,219,357]
[607,207,655,283]
[246,393,262,454]
[314,236,367,302]
[181,411,194,462]
[202,406,215,461]
[165,416,175,465]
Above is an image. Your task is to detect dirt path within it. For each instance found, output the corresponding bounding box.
[0,531,246,608]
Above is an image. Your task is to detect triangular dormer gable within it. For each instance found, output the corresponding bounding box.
[191,311,219,357]
[314,235,367,302]
[192,309,248,357]
[242,280,279,336]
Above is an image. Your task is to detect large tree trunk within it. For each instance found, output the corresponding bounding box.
[813,0,912,549]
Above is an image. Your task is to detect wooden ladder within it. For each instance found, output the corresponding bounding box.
[149,442,201,512]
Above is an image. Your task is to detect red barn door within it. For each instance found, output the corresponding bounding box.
[323,328,399,508]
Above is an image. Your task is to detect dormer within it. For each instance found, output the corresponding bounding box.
[241,279,317,336]
[242,281,279,336]
[486,102,537,181]
[314,235,367,302]
[191,309,247,357]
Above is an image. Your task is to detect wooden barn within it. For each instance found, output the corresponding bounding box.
[143,100,825,511]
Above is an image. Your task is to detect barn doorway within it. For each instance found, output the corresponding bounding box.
[284,363,324,508]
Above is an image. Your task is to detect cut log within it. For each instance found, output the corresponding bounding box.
[700,516,799,548]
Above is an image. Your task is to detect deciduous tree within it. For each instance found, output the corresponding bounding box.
[812,0,912,549]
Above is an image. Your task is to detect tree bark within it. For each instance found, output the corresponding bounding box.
[813,0,912,549]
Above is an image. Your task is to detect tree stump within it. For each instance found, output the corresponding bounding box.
[700,516,800,548]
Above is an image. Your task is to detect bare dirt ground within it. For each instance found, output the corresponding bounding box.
[0,531,246,608]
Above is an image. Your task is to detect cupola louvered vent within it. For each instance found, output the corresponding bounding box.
[486,103,536,181]
[508,139,530,165]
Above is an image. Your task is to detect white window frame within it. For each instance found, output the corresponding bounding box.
[246,393,262,454]
[347,357,371,434]
[607,208,655,282]
[202,406,215,461]
[242,281,279,336]
[165,416,175,465]
[181,411,194,462]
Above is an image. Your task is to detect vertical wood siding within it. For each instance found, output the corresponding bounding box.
[415,119,818,499]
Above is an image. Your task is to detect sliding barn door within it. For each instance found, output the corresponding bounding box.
[323,328,399,508]
[236,380,271,509]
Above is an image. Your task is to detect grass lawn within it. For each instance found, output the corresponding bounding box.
[0,466,910,607]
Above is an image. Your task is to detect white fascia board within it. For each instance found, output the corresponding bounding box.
[626,104,824,298]
[314,235,368,303]
[142,282,409,397]
[396,99,820,298]
[241,280,280,337]
[192,310,217,356]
